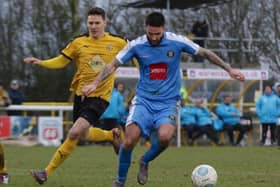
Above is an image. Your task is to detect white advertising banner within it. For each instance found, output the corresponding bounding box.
[38,117,63,146]
[115,67,139,78]
[115,67,269,80]
[187,68,269,80]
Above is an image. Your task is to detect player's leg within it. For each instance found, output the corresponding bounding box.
[113,97,149,186]
[113,123,141,186]
[31,117,90,184]
[138,103,177,185]
[0,142,9,184]
[87,127,122,152]
[31,96,108,184]
[86,119,122,154]
[138,123,175,185]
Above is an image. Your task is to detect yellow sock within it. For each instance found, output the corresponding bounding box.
[0,143,7,173]
[87,127,113,142]
[45,137,78,176]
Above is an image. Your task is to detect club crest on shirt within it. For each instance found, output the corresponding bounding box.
[167,50,174,58]
[106,44,113,51]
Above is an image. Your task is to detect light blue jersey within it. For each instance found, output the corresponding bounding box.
[117,32,199,137]
[117,32,199,101]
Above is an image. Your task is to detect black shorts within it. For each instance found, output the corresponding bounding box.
[98,118,119,130]
[73,95,109,125]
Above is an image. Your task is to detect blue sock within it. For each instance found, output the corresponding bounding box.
[142,131,167,164]
[117,145,133,184]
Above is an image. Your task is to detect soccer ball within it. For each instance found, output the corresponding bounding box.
[191,164,218,187]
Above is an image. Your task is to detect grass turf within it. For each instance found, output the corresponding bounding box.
[4,145,280,187]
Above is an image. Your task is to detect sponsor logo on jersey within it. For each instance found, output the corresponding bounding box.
[149,62,167,80]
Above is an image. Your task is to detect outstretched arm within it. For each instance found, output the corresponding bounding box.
[24,55,70,69]
[197,47,245,81]
[82,58,122,96]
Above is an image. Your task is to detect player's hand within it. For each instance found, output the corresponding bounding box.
[23,57,42,65]
[82,82,98,96]
[228,68,245,81]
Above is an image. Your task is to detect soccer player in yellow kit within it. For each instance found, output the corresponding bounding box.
[24,7,126,185]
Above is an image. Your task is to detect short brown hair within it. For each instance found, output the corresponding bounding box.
[87,7,106,20]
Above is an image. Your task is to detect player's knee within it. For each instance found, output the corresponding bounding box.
[68,129,81,140]
[122,138,136,149]
[158,134,172,146]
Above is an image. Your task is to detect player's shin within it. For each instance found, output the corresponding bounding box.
[87,127,113,142]
[45,137,78,176]
[117,145,133,184]
[142,131,167,163]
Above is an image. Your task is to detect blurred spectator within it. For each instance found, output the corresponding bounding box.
[115,82,127,128]
[7,80,25,116]
[256,85,280,145]
[191,98,219,145]
[215,95,246,146]
[180,98,197,145]
[273,83,280,146]
[191,19,208,62]
[100,86,125,130]
[0,82,11,115]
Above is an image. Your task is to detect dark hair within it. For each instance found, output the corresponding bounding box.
[145,12,165,27]
[87,7,106,20]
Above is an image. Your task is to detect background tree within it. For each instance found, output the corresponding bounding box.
[0,0,279,102]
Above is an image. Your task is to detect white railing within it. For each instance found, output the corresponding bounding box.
[3,105,73,119]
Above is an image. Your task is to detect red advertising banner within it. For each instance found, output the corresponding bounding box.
[0,116,11,138]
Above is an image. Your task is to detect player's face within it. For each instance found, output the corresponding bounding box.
[224,96,232,104]
[145,25,164,46]
[87,15,106,39]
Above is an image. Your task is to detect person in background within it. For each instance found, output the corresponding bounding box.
[191,19,208,62]
[115,82,127,129]
[24,7,125,185]
[100,84,125,131]
[7,80,25,116]
[215,95,246,146]
[180,98,197,146]
[274,83,280,146]
[256,85,280,145]
[192,98,219,145]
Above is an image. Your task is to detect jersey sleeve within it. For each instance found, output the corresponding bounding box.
[61,40,77,60]
[178,35,200,55]
[116,41,135,64]
[167,33,200,55]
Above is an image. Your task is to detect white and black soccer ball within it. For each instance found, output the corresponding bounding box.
[191,164,218,187]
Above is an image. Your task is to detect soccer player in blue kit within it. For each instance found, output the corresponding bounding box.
[82,12,245,187]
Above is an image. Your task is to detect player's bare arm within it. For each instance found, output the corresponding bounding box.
[197,48,245,81]
[82,58,121,96]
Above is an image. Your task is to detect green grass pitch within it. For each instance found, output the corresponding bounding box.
[5,145,280,187]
